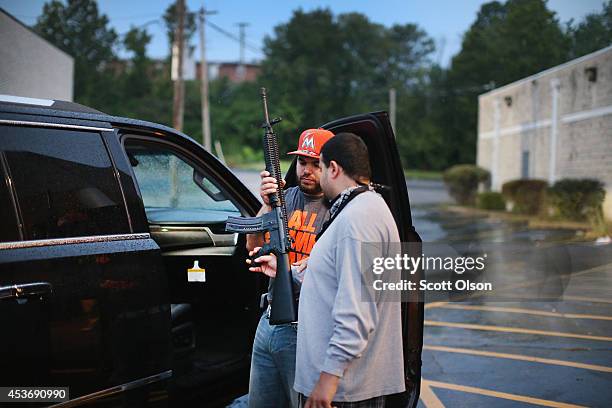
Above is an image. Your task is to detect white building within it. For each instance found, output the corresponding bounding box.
[0,9,74,101]
[477,45,612,220]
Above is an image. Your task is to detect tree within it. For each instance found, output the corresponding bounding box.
[35,0,118,106]
[260,8,434,156]
[162,2,197,52]
[568,1,612,58]
[438,0,571,166]
[261,8,345,131]
[123,27,153,98]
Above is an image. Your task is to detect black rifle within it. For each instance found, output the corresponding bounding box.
[225,88,297,325]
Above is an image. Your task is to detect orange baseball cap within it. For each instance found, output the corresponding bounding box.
[287,128,334,159]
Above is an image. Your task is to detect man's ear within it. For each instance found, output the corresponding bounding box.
[329,160,341,179]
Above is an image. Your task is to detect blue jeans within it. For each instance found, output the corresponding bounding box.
[248,311,298,408]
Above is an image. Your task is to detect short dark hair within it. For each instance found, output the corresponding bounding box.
[320,132,371,182]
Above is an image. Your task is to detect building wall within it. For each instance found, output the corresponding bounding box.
[0,11,74,101]
[201,62,260,83]
[477,46,612,220]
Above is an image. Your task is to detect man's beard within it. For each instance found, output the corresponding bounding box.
[299,178,323,195]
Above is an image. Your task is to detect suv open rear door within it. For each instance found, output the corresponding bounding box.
[287,111,424,408]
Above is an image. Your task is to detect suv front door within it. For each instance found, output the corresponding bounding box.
[120,131,264,406]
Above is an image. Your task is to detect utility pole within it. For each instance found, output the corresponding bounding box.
[236,22,249,81]
[389,88,397,136]
[199,6,217,152]
[172,0,185,132]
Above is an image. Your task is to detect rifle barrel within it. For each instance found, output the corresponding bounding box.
[261,87,271,125]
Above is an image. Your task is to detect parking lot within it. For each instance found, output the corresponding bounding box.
[413,195,612,407]
[233,171,612,407]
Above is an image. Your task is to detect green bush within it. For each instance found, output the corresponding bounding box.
[443,165,490,205]
[477,192,506,210]
[548,178,605,221]
[501,179,548,214]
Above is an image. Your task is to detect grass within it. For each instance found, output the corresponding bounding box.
[440,204,612,241]
[403,169,443,180]
[227,159,293,175]
[229,160,443,181]
[229,161,444,181]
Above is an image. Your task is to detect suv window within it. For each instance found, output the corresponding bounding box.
[1,126,130,240]
[125,142,240,224]
[0,155,20,243]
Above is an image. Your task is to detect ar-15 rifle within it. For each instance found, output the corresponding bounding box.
[225,88,297,325]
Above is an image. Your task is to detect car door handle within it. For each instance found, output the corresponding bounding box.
[205,227,238,247]
[149,225,215,249]
[0,282,53,301]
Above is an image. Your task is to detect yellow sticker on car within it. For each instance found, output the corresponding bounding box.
[187,260,206,282]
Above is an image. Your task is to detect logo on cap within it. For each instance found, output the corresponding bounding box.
[302,135,315,150]
[287,128,334,158]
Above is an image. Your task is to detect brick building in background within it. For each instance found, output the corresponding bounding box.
[0,9,74,101]
[477,45,612,220]
[199,62,261,83]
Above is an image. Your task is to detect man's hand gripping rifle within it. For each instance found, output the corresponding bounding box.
[225,88,297,325]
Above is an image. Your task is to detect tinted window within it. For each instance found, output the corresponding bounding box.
[0,155,20,242]
[1,126,129,240]
[125,142,240,223]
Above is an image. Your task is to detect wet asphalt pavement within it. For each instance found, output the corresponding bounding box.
[408,180,612,408]
[230,170,612,408]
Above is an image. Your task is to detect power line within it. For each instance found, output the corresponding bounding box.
[112,13,162,21]
[117,19,161,37]
[205,20,262,56]
[236,22,249,64]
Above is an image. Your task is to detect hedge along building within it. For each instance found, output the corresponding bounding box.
[477,45,612,221]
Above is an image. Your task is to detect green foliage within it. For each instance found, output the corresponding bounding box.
[451,0,569,89]
[567,1,612,58]
[31,0,611,171]
[34,0,118,107]
[260,8,435,166]
[122,27,153,98]
[501,179,548,214]
[548,179,605,221]
[435,0,571,168]
[162,2,197,51]
[477,191,506,210]
[443,165,490,205]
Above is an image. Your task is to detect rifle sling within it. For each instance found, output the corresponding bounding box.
[315,185,370,242]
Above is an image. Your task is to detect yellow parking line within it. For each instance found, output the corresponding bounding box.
[423,344,612,373]
[424,301,448,310]
[561,295,612,304]
[425,320,612,342]
[424,265,611,309]
[488,293,612,304]
[419,380,446,408]
[423,265,612,310]
[423,379,586,408]
[435,304,612,321]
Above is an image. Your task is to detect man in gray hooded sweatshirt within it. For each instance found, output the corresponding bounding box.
[250,133,404,408]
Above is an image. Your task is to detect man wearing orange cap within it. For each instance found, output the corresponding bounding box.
[245,128,334,408]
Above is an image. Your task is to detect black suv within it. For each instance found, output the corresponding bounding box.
[0,96,423,407]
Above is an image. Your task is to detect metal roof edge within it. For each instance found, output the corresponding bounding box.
[479,44,612,100]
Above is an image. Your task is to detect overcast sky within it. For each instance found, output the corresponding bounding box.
[1,0,605,66]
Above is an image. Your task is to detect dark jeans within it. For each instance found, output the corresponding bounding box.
[248,312,299,408]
